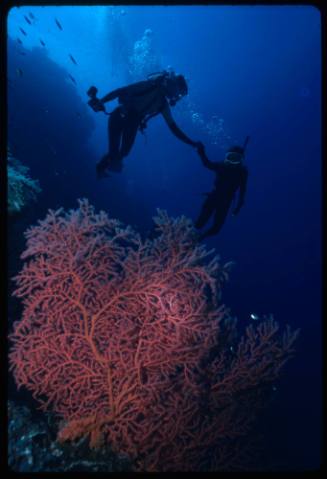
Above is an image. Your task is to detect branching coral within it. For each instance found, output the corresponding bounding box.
[9,199,299,471]
[7,148,41,215]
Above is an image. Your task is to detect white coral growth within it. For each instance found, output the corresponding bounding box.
[7,148,41,215]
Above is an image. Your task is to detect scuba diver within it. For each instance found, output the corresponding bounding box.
[195,138,249,240]
[87,70,202,178]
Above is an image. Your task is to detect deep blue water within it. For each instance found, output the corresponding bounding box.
[7,5,322,471]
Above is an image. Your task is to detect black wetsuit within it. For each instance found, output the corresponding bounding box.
[107,80,166,163]
[97,78,196,174]
[195,150,248,238]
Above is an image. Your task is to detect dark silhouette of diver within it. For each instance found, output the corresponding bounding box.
[87,70,202,178]
[195,139,249,240]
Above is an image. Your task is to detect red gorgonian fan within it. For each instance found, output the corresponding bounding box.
[9,199,299,471]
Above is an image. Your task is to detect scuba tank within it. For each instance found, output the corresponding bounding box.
[136,71,173,133]
[147,70,171,83]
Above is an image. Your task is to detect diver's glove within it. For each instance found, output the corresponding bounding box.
[195,142,208,162]
[193,140,203,150]
[88,98,105,113]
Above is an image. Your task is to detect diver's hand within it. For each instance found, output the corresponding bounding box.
[88,98,105,113]
[193,140,203,150]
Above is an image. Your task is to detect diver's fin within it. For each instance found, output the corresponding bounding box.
[96,154,111,179]
[96,167,111,180]
[107,158,124,173]
[96,170,111,180]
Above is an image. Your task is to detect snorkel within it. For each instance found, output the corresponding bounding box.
[243,135,250,151]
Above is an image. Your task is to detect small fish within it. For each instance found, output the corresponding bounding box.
[18,51,26,56]
[40,38,46,47]
[16,68,23,77]
[69,54,77,65]
[55,18,63,30]
[19,27,27,36]
[24,15,32,25]
[17,38,23,45]
[68,74,76,85]
[250,313,259,321]
[29,12,35,20]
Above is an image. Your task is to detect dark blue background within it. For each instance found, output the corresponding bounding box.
[7,5,322,471]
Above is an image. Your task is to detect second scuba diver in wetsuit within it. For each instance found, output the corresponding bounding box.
[88,70,202,178]
[195,140,249,240]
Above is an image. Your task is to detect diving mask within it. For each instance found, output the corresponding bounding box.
[166,74,188,105]
[225,151,243,164]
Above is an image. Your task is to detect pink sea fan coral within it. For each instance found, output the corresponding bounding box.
[9,199,299,471]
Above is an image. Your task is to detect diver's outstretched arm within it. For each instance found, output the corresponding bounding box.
[100,87,125,104]
[161,104,198,147]
[168,121,199,147]
[196,143,219,171]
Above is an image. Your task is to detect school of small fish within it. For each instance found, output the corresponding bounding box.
[15,12,78,88]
